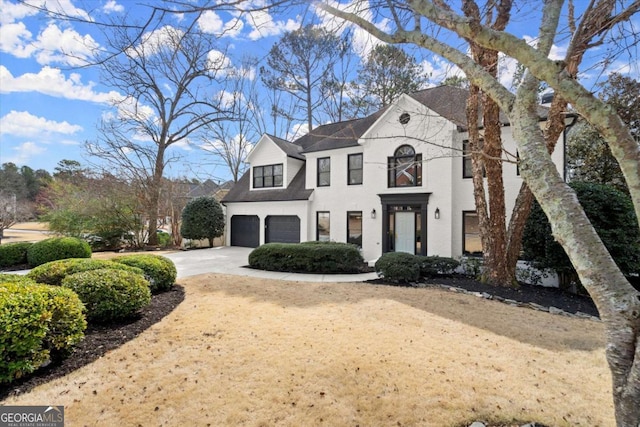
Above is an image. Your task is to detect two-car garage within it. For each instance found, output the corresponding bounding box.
[230,215,300,248]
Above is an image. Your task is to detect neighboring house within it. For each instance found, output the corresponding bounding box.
[221,86,566,263]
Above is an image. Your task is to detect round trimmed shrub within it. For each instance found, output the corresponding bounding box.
[375,252,421,282]
[0,242,33,268]
[0,281,86,383]
[0,274,35,285]
[62,269,151,323]
[28,258,145,287]
[113,254,176,293]
[418,256,460,277]
[27,237,91,268]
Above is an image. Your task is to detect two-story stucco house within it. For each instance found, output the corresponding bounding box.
[221,85,565,264]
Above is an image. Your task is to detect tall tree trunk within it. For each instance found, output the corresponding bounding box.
[514,73,640,427]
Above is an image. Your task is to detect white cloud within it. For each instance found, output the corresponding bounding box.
[245,10,300,40]
[0,21,36,58]
[0,110,83,137]
[198,10,224,34]
[103,0,124,13]
[314,0,386,60]
[115,95,155,123]
[33,23,99,66]
[4,141,47,165]
[25,0,92,21]
[129,25,183,58]
[207,50,233,76]
[0,65,122,104]
[419,56,463,86]
[0,0,39,25]
[287,123,308,140]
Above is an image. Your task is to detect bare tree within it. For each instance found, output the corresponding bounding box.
[86,23,232,246]
[260,24,351,131]
[320,1,640,424]
[201,59,263,182]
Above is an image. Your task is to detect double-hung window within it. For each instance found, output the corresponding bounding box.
[348,154,363,185]
[317,157,331,187]
[253,164,283,188]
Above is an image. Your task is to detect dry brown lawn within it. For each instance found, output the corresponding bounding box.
[3,222,51,243]
[1,274,613,426]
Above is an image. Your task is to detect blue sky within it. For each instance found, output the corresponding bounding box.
[1,0,638,182]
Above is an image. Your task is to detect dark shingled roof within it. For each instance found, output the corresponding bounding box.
[267,134,305,160]
[295,86,551,153]
[221,165,313,203]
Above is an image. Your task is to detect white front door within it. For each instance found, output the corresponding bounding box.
[395,211,415,254]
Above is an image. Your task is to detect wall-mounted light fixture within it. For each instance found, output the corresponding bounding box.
[434,208,440,220]
[371,209,376,219]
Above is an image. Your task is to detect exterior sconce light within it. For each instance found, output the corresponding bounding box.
[371,209,376,219]
[434,208,440,220]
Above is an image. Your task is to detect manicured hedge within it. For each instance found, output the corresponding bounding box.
[0,242,33,268]
[27,237,91,267]
[248,242,365,274]
[28,258,144,287]
[375,252,460,283]
[0,274,35,285]
[62,269,151,323]
[0,281,86,383]
[113,254,177,293]
[375,252,421,282]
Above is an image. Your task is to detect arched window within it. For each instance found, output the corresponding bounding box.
[388,145,422,187]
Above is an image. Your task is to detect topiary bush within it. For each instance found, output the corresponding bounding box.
[0,242,33,268]
[180,196,224,248]
[28,258,144,287]
[62,269,151,323]
[418,256,460,277]
[0,281,86,383]
[27,237,91,268]
[113,254,177,293]
[374,252,421,282]
[248,242,365,273]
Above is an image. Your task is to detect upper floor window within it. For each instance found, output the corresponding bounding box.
[317,157,330,187]
[388,145,422,187]
[348,153,363,185]
[463,139,485,178]
[253,164,283,188]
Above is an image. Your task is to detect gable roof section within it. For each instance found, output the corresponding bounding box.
[221,164,313,204]
[297,108,389,154]
[268,134,305,160]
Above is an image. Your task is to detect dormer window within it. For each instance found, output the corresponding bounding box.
[253,164,283,188]
[388,145,422,187]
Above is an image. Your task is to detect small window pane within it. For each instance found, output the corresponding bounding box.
[317,212,330,242]
[349,170,362,185]
[274,175,283,186]
[264,167,273,177]
[349,154,362,168]
[273,164,283,175]
[254,167,263,177]
[264,176,273,187]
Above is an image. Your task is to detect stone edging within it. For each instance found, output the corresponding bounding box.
[419,282,600,322]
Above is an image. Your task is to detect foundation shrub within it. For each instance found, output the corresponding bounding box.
[113,254,176,293]
[375,252,421,282]
[0,274,36,285]
[27,237,91,268]
[62,269,151,323]
[0,281,86,383]
[0,242,33,268]
[248,242,365,273]
[27,258,144,286]
[419,256,460,277]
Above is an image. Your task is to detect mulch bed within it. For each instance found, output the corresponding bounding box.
[0,285,185,400]
[1,275,598,400]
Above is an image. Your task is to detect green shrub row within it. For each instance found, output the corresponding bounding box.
[26,237,91,267]
[0,281,86,383]
[27,258,144,286]
[249,242,365,274]
[62,269,151,324]
[0,242,33,268]
[113,254,177,293]
[375,252,460,283]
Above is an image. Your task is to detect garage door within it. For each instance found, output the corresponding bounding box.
[265,216,300,244]
[230,215,260,248]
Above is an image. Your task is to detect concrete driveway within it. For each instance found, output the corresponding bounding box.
[164,246,378,282]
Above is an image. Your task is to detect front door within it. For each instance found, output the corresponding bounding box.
[395,211,415,254]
